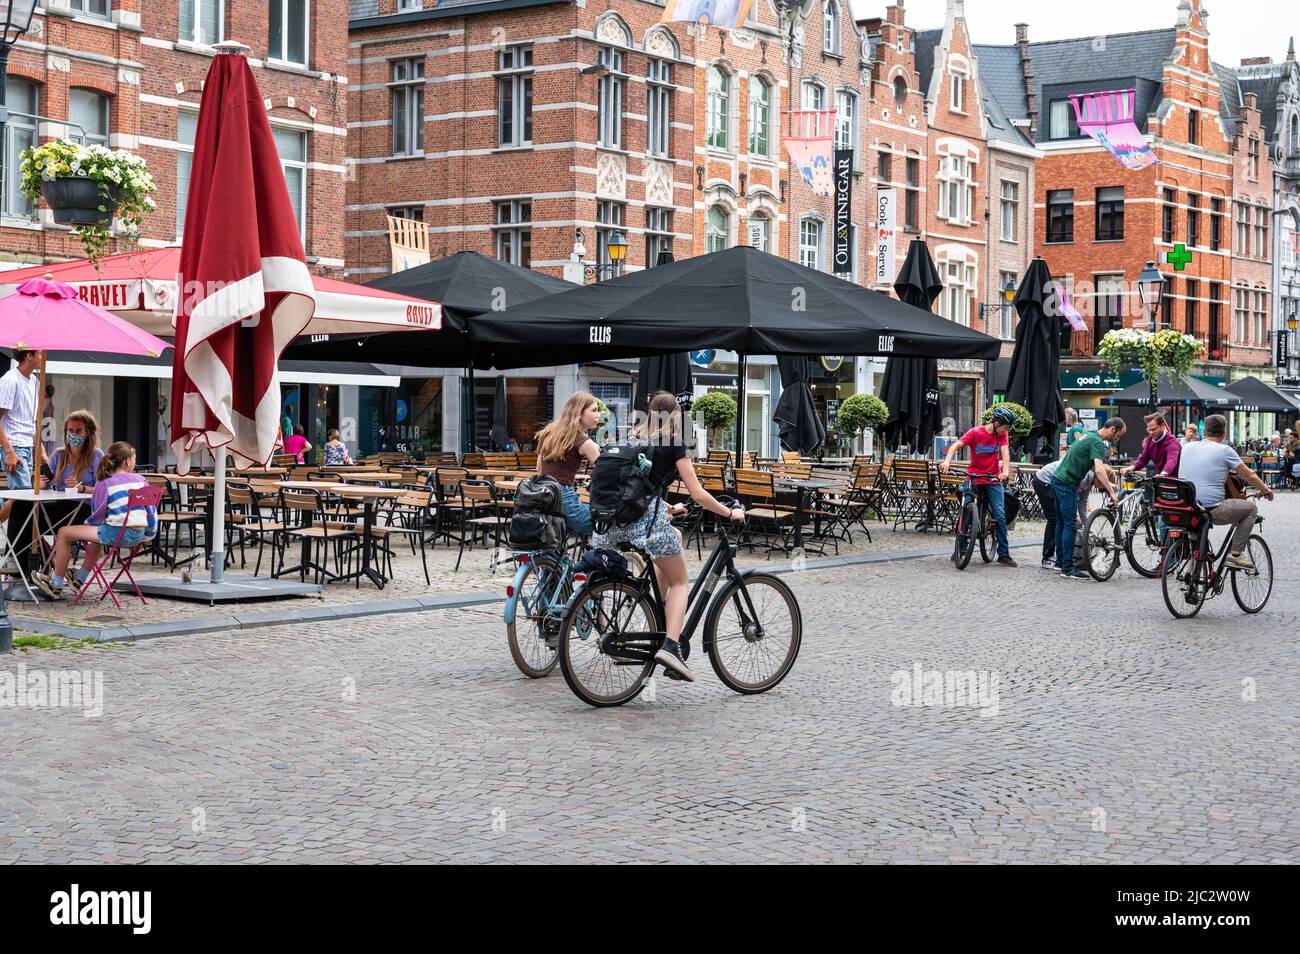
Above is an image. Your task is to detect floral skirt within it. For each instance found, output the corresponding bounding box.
[592,499,681,559]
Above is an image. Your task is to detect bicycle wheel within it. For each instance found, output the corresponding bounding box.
[1083,508,1121,582]
[953,501,976,570]
[506,555,565,678]
[1124,510,1164,578]
[558,579,659,707]
[1231,534,1273,614]
[978,513,994,563]
[705,572,802,694]
[1160,537,1205,619]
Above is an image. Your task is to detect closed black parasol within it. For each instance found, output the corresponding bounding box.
[773,355,826,456]
[635,353,693,412]
[878,240,944,453]
[1005,257,1066,451]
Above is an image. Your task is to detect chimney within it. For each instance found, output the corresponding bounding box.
[1244,92,1258,112]
[947,0,965,22]
[887,3,904,26]
[1240,56,1273,66]
[1288,37,1296,61]
[1015,23,1038,139]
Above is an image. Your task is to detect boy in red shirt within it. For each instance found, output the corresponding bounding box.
[939,404,1018,567]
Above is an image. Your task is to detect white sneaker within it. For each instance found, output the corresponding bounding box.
[1224,552,1254,571]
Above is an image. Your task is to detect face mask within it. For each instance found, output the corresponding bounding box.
[66,432,86,449]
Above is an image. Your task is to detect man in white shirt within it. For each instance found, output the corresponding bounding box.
[0,348,42,523]
[1177,414,1273,568]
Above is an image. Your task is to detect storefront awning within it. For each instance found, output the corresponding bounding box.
[31,350,400,388]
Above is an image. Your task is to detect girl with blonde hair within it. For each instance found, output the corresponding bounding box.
[534,391,602,534]
[46,410,104,490]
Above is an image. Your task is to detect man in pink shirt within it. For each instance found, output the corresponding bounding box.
[940,404,1018,567]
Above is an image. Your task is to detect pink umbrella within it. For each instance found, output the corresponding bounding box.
[0,274,172,568]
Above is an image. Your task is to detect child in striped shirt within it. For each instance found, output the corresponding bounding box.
[34,441,157,600]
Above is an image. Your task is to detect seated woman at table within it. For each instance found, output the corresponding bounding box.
[534,391,602,535]
[322,429,353,466]
[282,424,312,464]
[32,441,157,600]
[44,410,105,491]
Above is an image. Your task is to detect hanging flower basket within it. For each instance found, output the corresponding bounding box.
[1097,328,1204,383]
[19,139,157,263]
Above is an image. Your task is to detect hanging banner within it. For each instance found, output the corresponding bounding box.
[1277,330,1290,368]
[874,189,896,285]
[832,148,853,276]
[1055,283,1088,333]
[1070,88,1159,171]
[387,214,430,273]
[661,0,754,31]
[783,110,836,197]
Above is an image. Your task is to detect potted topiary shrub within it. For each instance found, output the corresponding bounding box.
[981,401,1035,459]
[691,390,737,452]
[836,392,889,455]
[20,139,157,262]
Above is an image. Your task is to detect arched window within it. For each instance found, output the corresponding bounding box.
[748,75,771,156]
[3,78,38,216]
[707,66,730,150]
[799,217,824,271]
[835,89,858,153]
[69,89,110,147]
[801,79,825,112]
[823,1,840,55]
[893,76,907,105]
[707,205,730,252]
[1290,114,1299,156]
[748,213,770,252]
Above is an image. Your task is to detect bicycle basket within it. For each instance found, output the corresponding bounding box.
[1152,477,1202,529]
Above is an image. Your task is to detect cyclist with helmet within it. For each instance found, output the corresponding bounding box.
[939,404,1019,568]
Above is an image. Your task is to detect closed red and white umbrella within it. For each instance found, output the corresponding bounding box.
[170,43,315,581]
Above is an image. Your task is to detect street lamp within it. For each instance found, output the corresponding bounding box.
[0,0,36,655]
[577,227,626,281]
[1137,260,1168,410]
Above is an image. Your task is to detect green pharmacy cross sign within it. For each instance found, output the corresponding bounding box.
[1162,244,1193,271]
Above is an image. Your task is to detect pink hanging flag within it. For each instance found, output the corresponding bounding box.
[1070,88,1159,171]
[783,110,836,197]
[661,0,753,30]
[1058,284,1088,333]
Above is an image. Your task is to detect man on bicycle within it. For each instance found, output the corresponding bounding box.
[1177,414,1273,569]
[1121,412,1180,479]
[1052,416,1124,579]
[940,404,1018,568]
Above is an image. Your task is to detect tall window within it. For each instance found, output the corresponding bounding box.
[391,58,424,156]
[69,89,109,148]
[823,1,840,54]
[1094,274,1125,351]
[596,201,625,269]
[877,150,891,183]
[1185,278,1199,336]
[1187,108,1199,145]
[748,76,770,157]
[2,79,38,217]
[495,200,531,266]
[950,70,965,113]
[1208,282,1223,355]
[180,0,222,44]
[175,111,197,236]
[1095,186,1124,241]
[497,45,533,148]
[597,47,624,149]
[893,76,907,104]
[904,157,919,230]
[69,0,110,16]
[801,79,825,112]
[1255,288,1269,345]
[1210,197,1223,250]
[706,66,729,150]
[1046,189,1074,243]
[748,213,770,252]
[268,0,309,66]
[646,58,671,158]
[999,270,1018,338]
[1248,136,1260,179]
[937,155,973,224]
[834,90,857,154]
[706,205,730,253]
[1048,99,1078,139]
[273,126,308,239]
[646,207,673,265]
[1000,180,1018,241]
[939,260,975,326]
[1235,202,1250,256]
[1162,188,1176,244]
[1254,206,1269,261]
[799,217,823,271]
[1186,193,1199,247]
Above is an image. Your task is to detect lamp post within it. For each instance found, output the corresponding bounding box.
[0,0,37,656]
[1137,260,1168,411]
[577,227,626,281]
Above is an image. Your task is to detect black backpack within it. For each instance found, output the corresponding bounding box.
[507,474,567,550]
[588,443,661,533]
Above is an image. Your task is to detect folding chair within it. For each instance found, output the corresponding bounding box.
[73,486,164,609]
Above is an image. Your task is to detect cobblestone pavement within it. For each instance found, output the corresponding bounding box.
[4,495,1298,863]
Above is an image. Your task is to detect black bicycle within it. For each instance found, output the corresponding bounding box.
[952,478,1016,569]
[1154,481,1273,619]
[555,499,802,707]
[1082,476,1165,581]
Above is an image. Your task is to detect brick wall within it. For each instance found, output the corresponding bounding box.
[1227,90,1274,368]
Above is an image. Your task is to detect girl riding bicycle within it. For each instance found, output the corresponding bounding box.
[534,391,602,536]
[592,391,743,682]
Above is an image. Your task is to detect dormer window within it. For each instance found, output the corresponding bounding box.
[950,70,966,113]
[823,1,841,55]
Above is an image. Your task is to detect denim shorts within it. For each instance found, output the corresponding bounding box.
[560,484,592,536]
[8,445,33,490]
[97,525,152,549]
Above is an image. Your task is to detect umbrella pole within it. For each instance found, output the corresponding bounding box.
[30,351,47,569]
[736,354,747,463]
[464,362,476,454]
[210,451,226,584]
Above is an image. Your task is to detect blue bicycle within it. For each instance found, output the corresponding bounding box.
[504,537,583,678]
